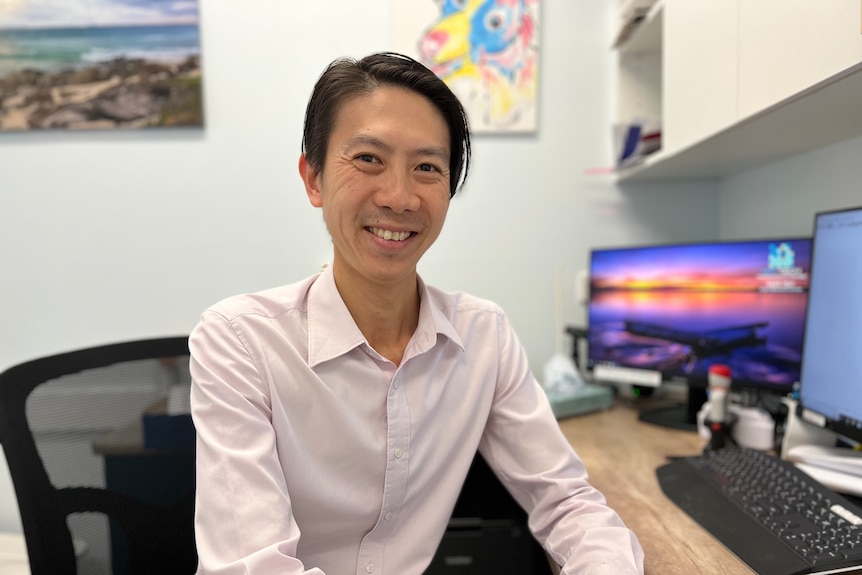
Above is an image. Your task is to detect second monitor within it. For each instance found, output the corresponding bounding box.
[586,237,812,430]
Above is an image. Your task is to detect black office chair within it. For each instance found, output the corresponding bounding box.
[0,337,197,575]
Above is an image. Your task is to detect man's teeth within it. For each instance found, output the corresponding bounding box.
[370,227,411,241]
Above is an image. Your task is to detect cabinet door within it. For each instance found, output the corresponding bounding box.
[662,0,738,154]
[739,0,862,119]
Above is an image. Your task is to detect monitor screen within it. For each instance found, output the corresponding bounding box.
[797,206,862,445]
[587,237,812,430]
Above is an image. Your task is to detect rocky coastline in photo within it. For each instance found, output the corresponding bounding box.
[0,55,203,131]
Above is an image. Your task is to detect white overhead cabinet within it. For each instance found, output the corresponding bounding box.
[737,0,862,119]
[662,0,737,154]
[613,0,862,181]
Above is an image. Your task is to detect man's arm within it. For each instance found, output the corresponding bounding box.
[479,311,645,575]
[189,310,325,575]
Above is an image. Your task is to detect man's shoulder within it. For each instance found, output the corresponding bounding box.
[424,283,505,319]
[203,274,319,322]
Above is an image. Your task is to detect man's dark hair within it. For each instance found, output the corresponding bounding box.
[301,52,471,198]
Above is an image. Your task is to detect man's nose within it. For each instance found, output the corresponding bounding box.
[375,170,421,213]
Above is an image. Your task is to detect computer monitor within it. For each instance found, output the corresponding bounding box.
[587,237,812,430]
[797,206,862,445]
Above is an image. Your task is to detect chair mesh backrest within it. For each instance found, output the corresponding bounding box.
[0,338,196,575]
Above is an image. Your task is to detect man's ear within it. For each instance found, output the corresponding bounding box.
[298,154,323,208]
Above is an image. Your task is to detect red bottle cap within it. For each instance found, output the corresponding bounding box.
[709,364,731,378]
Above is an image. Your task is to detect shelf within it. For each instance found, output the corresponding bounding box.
[616,60,862,182]
[613,0,664,54]
[617,1,663,54]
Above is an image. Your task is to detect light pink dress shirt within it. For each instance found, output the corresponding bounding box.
[189,266,644,575]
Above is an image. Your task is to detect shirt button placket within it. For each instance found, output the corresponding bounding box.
[366,369,408,575]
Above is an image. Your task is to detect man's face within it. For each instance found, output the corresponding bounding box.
[300,85,452,289]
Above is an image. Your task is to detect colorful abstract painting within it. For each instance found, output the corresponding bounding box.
[392,0,540,134]
[0,0,203,131]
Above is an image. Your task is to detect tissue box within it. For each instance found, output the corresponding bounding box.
[549,384,614,419]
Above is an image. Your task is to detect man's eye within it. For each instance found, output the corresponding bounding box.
[356,154,378,163]
[418,163,440,173]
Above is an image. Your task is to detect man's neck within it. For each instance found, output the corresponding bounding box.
[332,264,420,366]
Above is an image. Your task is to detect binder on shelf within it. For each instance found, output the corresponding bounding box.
[613,119,662,170]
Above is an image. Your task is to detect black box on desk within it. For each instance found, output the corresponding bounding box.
[427,454,549,574]
[142,406,195,451]
[425,518,539,574]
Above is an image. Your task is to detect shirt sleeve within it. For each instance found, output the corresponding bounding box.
[189,310,326,575]
[478,310,645,575]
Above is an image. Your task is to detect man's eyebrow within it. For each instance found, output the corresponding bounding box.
[343,134,390,154]
[343,134,450,165]
[416,145,450,166]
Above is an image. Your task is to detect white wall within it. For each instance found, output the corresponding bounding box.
[0,1,719,532]
[718,134,862,239]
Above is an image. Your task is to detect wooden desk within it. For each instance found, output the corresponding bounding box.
[558,399,754,575]
[558,400,862,575]
[0,532,29,575]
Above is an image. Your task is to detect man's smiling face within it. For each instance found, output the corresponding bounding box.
[301,84,452,289]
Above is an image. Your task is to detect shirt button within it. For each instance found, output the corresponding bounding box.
[394,448,403,458]
[384,512,393,521]
[366,563,375,573]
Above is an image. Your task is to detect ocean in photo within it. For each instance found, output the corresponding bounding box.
[0,24,201,79]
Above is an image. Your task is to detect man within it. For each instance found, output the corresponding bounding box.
[189,52,644,575]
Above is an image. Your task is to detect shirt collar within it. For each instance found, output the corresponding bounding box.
[306,265,464,368]
[412,275,464,357]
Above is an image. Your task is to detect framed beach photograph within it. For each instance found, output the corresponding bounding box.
[0,0,203,132]
[391,0,540,134]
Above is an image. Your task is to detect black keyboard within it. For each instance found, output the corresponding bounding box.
[657,447,862,575]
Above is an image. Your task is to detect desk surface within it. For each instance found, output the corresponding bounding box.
[0,532,30,575]
[558,399,754,575]
[560,401,862,575]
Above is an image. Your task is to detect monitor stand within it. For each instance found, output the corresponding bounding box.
[638,387,707,432]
